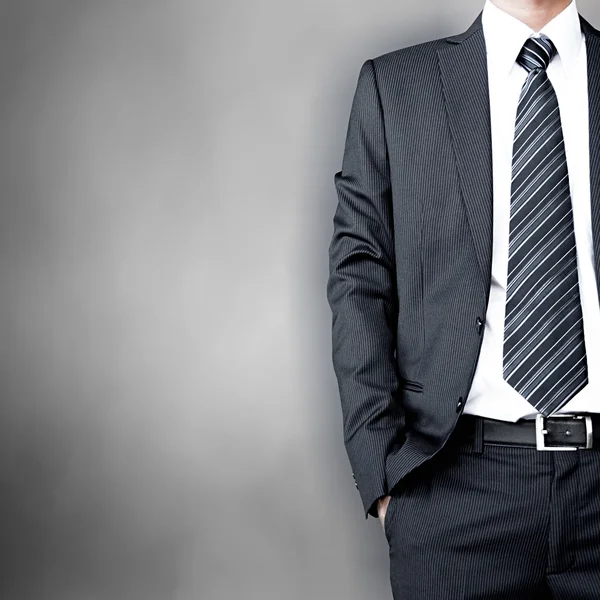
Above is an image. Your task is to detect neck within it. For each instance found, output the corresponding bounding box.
[490,0,572,31]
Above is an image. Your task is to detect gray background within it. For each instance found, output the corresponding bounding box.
[1,1,599,598]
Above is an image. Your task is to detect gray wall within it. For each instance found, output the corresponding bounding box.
[1,1,598,598]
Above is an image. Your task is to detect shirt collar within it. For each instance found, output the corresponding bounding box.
[481,0,582,76]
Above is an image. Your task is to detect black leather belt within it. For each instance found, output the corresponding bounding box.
[457,413,600,450]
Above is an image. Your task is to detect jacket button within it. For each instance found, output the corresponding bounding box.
[476,317,483,334]
[456,396,463,412]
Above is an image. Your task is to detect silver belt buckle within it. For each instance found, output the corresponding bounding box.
[535,413,593,451]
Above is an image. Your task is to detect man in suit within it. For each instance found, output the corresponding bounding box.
[327,0,600,597]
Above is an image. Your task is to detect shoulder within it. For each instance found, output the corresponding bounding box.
[359,37,451,98]
[365,12,483,82]
[365,32,465,90]
[371,37,448,73]
[350,13,483,98]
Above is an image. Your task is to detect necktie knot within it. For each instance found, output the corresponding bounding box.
[517,35,557,72]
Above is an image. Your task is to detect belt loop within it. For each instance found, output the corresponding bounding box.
[472,416,484,453]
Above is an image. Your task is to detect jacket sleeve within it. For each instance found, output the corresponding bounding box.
[327,58,406,520]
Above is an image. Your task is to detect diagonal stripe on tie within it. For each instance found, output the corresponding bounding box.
[502,34,588,416]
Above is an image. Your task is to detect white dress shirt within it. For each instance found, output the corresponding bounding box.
[463,0,600,421]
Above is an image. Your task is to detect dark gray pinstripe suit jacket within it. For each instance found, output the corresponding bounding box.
[327,10,600,520]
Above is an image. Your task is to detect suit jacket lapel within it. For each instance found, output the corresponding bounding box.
[580,15,600,303]
[437,11,600,306]
[437,12,493,298]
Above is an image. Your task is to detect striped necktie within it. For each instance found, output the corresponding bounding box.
[502,35,588,416]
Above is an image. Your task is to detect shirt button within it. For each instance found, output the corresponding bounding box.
[456,396,464,412]
[476,317,483,334]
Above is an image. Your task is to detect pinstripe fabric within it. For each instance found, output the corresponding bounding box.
[383,420,600,598]
[503,35,589,416]
[327,9,600,522]
[588,30,600,304]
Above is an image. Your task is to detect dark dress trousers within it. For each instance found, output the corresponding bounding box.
[327,9,600,599]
